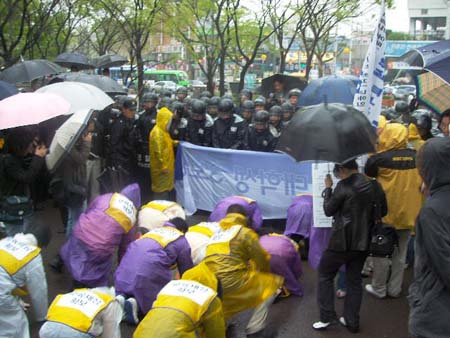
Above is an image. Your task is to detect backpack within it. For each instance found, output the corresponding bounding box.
[369,180,399,258]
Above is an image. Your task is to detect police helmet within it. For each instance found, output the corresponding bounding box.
[208,96,221,107]
[191,99,207,115]
[143,93,159,103]
[158,97,173,109]
[200,90,212,98]
[218,99,234,113]
[242,100,255,111]
[254,96,266,106]
[288,88,302,98]
[254,110,270,124]
[176,86,188,95]
[413,110,432,130]
[240,89,253,100]
[269,105,283,116]
[281,102,294,113]
[395,101,409,114]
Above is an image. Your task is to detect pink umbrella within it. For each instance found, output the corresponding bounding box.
[0,92,71,130]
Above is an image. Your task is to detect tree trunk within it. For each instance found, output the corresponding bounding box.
[279,52,286,73]
[219,51,226,96]
[238,62,250,92]
[136,44,144,104]
[317,57,324,77]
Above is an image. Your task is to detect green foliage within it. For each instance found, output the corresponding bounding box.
[387,30,414,41]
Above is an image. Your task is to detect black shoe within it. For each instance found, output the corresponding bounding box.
[49,255,64,273]
[339,317,359,334]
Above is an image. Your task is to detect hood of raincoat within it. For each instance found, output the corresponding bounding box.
[377,123,408,152]
[408,123,421,141]
[156,107,173,131]
[417,137,450,193]
[120,183,141,208]
[182,261,219,293]
[219,213,248,229]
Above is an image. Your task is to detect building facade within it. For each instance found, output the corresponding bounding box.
[408,0,448,40]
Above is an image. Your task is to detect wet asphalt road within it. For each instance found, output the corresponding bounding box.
[29,204,412,338]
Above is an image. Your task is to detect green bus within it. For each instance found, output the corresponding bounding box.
[143,70,190,87]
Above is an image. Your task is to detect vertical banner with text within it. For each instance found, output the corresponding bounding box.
[353,1,386,127]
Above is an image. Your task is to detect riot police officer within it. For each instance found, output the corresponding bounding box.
[136,93,159,202]
[254,96,266,112]
[240,100,255,125]
[269,105,283,137]
[169,101,187,141]
[185,99,213,147]
[212,99,247,149]
[176,86,188,103]
[200,90,212,98]
[207,96,221,119]
[108,97,139,190]
[281,102,295,127]
[246,110,278,152]
[288,88,302,107]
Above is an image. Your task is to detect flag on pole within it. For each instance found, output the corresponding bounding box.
[353,1,386,127]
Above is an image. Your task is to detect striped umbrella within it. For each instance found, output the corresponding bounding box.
[415,72,450,114]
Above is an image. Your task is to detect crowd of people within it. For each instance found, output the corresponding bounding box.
[0,77,449,338]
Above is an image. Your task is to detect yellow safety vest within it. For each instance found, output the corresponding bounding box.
[0,237,41,276]
[142,200,177,213]
[141,226,183,248]
[152,280,216,324]
[47,289,114,333]
[205,225,242,257]
[188,222,221,238]
[105,193,137,233]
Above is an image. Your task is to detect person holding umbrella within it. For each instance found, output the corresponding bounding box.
[312,160,387,333]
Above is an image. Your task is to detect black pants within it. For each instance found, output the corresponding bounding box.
[318,249,367,328]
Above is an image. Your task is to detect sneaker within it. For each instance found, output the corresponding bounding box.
[339,317,359,333]
[336,289,347,298]
[365,284,386,299]
[312,320,336,331]
[124,297,139,325]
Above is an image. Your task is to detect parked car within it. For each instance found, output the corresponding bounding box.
[152,80,178,93]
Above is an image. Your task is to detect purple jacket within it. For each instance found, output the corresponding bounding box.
[308,227,333,270]
[259,234,303,296]
[61,184,141,287]
[284,195,313,239]
[114,224,193,314]
[208,196,263,229]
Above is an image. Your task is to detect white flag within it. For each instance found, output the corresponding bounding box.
[353,1,386,127]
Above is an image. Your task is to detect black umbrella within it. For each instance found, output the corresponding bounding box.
[95,54,128,68]
[276,103,377,163]
[56,73,127,96]
[55,52,95,70]
[261,73,307,97]
[0,59,64,84]
[0,80,18,100]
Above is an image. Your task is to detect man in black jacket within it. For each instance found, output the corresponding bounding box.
[211,99,247,149]
[409,137,450,338]
[185,99,213,147]
[313,160,386,334]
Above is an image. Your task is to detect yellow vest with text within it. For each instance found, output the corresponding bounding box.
[105,193,137,233]
[205,225,242,257]
[46,289,114,333]
[151,279,217,324]
[143,200,177,213]
[188,222,221,238]
[0,237,41,296]
[141,226,183,248]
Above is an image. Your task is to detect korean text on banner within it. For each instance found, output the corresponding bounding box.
[175,142,312,219]
[353,1,386,127]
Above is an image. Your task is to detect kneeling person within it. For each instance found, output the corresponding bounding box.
[134,262,226,338]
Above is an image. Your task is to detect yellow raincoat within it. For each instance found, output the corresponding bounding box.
[133,262,225,338]
[366,123,422,230]
[149,108,175,193]
[204,214,283,319]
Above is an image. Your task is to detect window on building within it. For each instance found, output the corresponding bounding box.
[421,9,428,15]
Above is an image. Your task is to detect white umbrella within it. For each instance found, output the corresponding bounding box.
[46,108,93,172]
[37,82,113,113]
